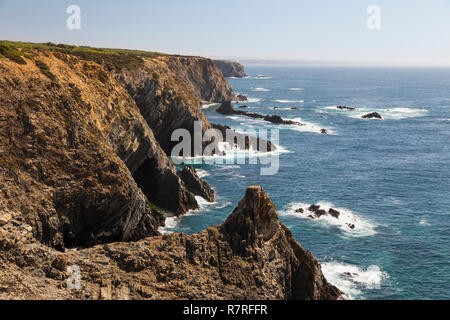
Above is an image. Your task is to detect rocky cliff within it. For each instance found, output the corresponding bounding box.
[0,49,205,252]
[0,42,342,300]
[0,186,342,300]
[213,60,247,78]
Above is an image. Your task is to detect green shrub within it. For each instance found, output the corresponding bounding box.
[0,44,26,64]
[34,60,56,81]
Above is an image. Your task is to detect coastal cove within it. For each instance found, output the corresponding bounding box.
[169,66,450,300]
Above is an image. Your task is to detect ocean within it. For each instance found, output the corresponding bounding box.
[165,66,450,300]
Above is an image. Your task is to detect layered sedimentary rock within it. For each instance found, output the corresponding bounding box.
[0,186,343,300]
[0,51,200,250]
[213,60,247,78]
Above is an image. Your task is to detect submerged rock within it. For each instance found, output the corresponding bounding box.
[362,112,383,119]
[337,106,356,111]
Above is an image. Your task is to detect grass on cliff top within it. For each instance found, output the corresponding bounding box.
[0,40,169,72]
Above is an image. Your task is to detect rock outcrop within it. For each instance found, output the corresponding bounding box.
[337,106,356,111]
[362,112,383,119]
[217,101,316,127]
[213,60,247,78]
[0,186,343,300]
[177,166,215,202]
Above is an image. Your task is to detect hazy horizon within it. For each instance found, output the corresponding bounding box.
[2,0,450,66]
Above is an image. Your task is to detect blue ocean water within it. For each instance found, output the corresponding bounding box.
[168,66,450,300]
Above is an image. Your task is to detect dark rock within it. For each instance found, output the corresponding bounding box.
[309,204,321,212]
[295,208,304,213]
[235,94,248,101]
[238,105,248,108]
[315,209,327,217]
[337,106,355,111]
[328,208,341,219]
[362,112,383,119]
[321,129,329,134]
[211,123,274,152]
[216,101,235,115]
[291,107,299,110]
[347,223,356,230]
[177,166,215,202]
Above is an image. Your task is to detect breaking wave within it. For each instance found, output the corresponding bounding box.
[321,261,390,299]
[279,201,377,237]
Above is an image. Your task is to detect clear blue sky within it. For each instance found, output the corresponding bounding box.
[1,0,450,65]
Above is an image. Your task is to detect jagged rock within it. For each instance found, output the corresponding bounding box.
[177,166,215,202]
[216,101,235,114]
[235,94,248,101]
[328,208,341,218]
[315,209,327,217]
[295,208,304,213]
[309,204,321,212]
[321,129,330,134]
[213,60,247,78]
[0,186,344,300]
[362,112,383,119]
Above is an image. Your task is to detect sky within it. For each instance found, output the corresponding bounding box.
[1,0,450,65]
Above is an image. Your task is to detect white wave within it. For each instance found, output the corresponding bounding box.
[419,219,431,226]
[279,201,377,237]
[439,118,450,122]
[274,99,304,103]
[289,88,304,91]
[159,196,218,234]
[171,140,290,165]
[248,75,271,79]
[252,87,270,92]
[321,261,389,298]
[284,117,335,135]
[196,169,209,178]
[246,97,261,103]
[322,106,428,120]
[201,103,220,109]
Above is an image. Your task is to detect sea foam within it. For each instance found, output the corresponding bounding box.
[279,201,377,237]
[321,261,389,298]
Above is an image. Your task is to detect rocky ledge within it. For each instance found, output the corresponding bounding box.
[0,186,343,300]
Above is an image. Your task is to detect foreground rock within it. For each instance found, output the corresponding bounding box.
[0,186,343,300]
[362,112,383,119]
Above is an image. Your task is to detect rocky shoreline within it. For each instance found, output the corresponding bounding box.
[0,41,343,300]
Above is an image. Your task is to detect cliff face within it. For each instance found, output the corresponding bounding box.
[0,186,342,300]
[117,57,213,155]
[164,56,236,103]
[0,51,202,250]
[213,60,247,78]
